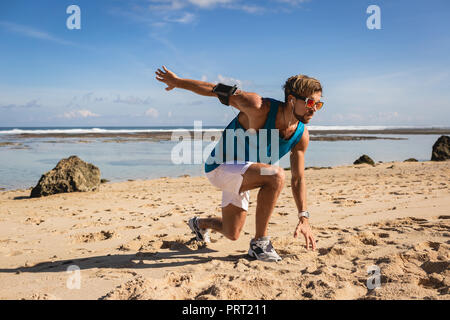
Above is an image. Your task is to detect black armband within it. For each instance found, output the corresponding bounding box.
[212,83,238,106]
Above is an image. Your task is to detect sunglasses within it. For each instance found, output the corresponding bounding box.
[290,93,324,111]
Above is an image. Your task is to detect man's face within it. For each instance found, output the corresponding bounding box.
[291,91,322,124]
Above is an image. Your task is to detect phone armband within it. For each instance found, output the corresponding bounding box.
[212,83,238,106]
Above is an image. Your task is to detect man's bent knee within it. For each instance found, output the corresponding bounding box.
[265,166,285,189]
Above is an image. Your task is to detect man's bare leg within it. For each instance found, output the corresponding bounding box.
[238,163,285,239]
[198,204,247,240]
[198,163,284,241]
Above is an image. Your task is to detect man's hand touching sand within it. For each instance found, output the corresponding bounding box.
[294,217,316,251]
[155,66,179,91]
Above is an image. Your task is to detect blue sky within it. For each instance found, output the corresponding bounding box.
[0,0,449,127]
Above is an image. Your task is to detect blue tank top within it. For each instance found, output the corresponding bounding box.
[204,98,305,173]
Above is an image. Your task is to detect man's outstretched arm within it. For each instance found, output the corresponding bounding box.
[290,127,316,251]
[155,65,264,115]
[155,66,216,96]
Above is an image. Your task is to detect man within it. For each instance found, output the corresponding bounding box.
[156,65,322,262]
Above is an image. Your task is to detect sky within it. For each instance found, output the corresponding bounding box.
[0,0,449,127]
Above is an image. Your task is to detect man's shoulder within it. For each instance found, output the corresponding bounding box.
[247,97,273,118]
[261,97,275,109]
[262,97,283,105]
[259,97,284,115]
[292,125,309,152]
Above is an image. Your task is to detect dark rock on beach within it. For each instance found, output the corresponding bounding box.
[431,135,450,161]
[0,142,27,148]
[404,158,418,162]
[353,155,375,166]
[0,142,16,147]
[30,155,101,198]
[100,179,110,184]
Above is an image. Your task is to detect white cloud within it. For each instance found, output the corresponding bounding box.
[275,0,310,6]
[149,0,186,10]
[145,108,160,118]
[0,99,41,109]
[61,109,100,119]
[112,0,307,41]
[188,0,234,8]
[65,92,107,109]
[216,75,243,88]
[114,95,152,105]
[145,0,266,15]
[237,5,266,14]
[81,92,105,103]
[151,21,168,28]
[150,31,179,52]
[215,75,254,90]
[331,113,364,122]
[164,12,196,23]
[370,112,400,121]
[0,21,76,46]
[150,0,235,9]
[317,67,450,126]
[329,111,401,125]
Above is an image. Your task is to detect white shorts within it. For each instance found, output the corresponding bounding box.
[205,161,253,211]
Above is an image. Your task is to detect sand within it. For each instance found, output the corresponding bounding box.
[0,160,449,300]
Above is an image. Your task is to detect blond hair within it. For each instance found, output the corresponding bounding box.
[283,75,322,102]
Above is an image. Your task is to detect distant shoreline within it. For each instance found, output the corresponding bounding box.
[1,128,447,142]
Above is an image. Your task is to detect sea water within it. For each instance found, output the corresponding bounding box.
[0,127,445,191]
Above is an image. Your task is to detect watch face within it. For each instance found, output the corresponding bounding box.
[299,211,309,219]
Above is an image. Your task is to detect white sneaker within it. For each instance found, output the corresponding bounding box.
[248,236,282,262]
[188,217,210,243]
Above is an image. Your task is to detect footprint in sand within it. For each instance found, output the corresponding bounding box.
[156,233,168,238]
[25,217,45,225]
[72,231,116,243]
[6,250,23,257]
[160,237,207,251]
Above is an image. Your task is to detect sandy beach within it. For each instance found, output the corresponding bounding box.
[0,160,449,300]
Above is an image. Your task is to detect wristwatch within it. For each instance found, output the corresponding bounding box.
[298,211,310,219]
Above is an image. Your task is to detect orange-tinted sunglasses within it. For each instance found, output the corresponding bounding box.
[290,93,324,111]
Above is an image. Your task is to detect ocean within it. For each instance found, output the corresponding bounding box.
[0,126,448,191]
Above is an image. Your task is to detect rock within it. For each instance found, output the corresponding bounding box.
[0,142,15,147]
[431,135,450,161]
[30,156,100,198]
[404,158,418,162]
[100,178,110,184]
[353,154,375,166]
